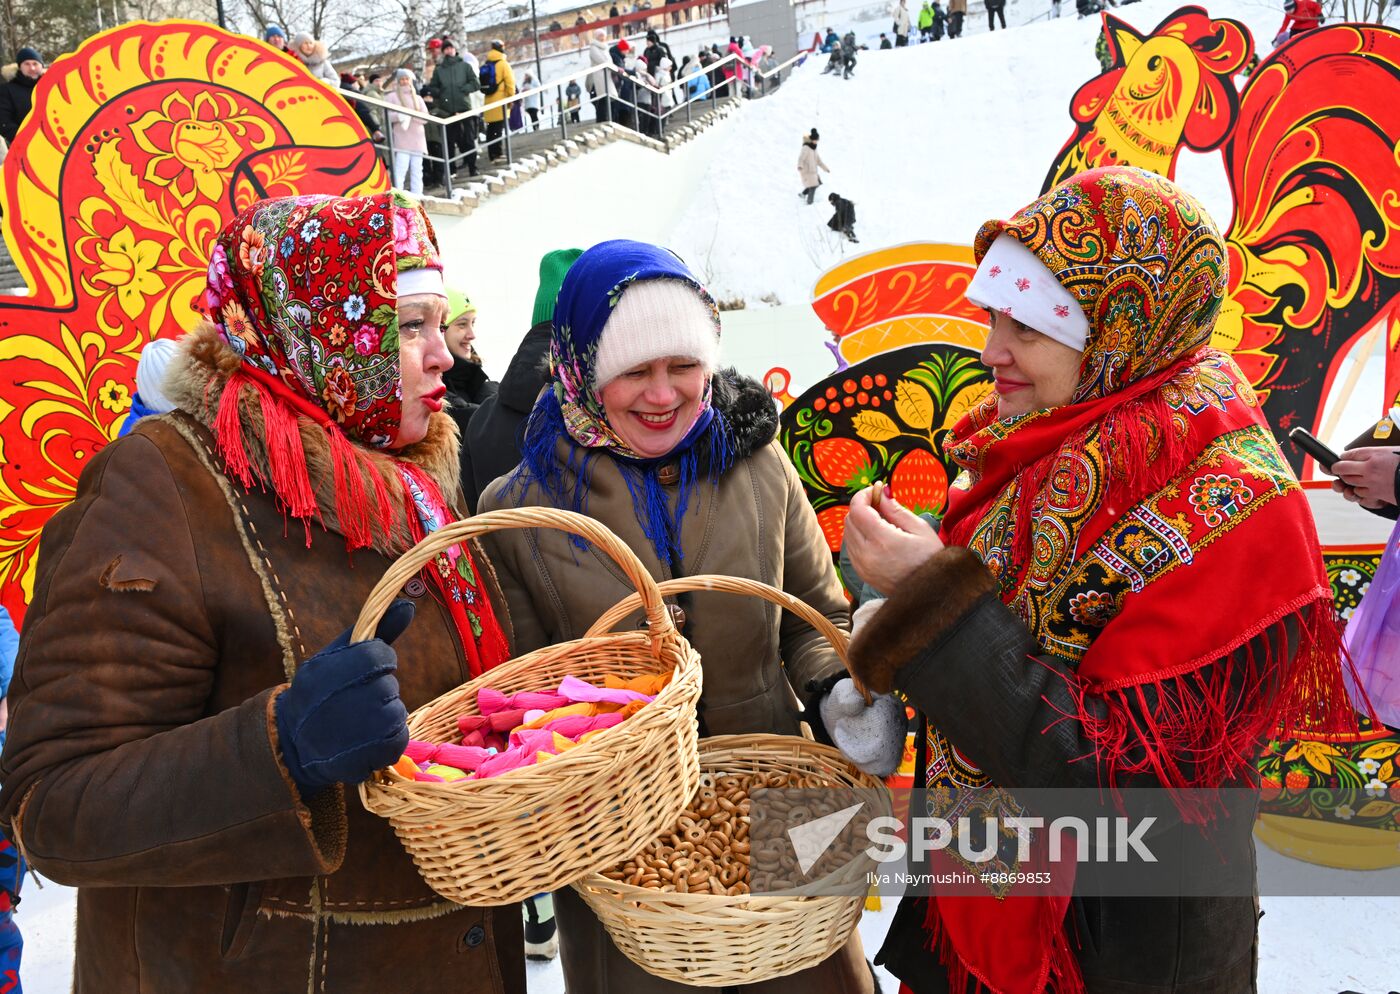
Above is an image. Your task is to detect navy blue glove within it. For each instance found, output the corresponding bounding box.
[274,600,415,797]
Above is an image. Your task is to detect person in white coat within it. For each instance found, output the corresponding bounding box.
[385,68,429,195]
[893,0,913,45]
[797,127,829,204]
[521,71,542,129]
[587,29,617,123]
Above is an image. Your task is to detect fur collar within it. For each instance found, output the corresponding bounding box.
[711,367,779,462]
[164,323,464,554]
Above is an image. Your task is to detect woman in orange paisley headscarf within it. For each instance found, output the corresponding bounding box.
[843,167,1356,994]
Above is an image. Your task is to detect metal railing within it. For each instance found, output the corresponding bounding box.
[341,46,809,198]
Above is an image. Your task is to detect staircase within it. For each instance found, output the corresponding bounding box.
[420,97,743,218]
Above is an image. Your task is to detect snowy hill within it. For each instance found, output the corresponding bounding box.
[665,0,1292,308]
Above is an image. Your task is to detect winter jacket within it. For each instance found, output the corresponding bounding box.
[462,322,551,513]
[385,86,428,152]
[1279,0,1322,36]
[948,0,966,12]
[445,355,499,504]
[918,4,935,28]
[828,195,856,231]
[850,549,1270,994]
[588,39,618,98]
[894,3,913,32]
[0,73,37,143]
[427,52,479,116]
[482,50,517,123]
[822,30,840,52]
[0,326,524,994]
[521,77,541,111]
[297,39,340,85]
[477,371,871,993]
[643,39,675,75]
[798,140,829,188]
[0,606,16,700]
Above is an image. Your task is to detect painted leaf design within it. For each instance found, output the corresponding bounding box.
[1283,740,1340,774]
[853,410,900,443]
[1359,742,1400,760]
[894,380,934,429]
[1356,800,1394,818]
[1379,759,1395,782]
[943,382,995,431]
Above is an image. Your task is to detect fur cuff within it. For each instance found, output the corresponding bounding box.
[847,547,998,694]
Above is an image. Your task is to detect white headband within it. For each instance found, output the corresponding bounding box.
[966,234,1089,352]
[397,266,447,300]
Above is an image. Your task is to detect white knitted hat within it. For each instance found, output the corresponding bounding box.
[966,234,1090,352]
[592,279,720,389]
[135,338,180,413]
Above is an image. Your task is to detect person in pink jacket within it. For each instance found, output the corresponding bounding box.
[385,68,429,195]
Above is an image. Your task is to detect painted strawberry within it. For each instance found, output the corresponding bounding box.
[815,505,850,554]
[812,437,873,490]
[889,449,949,515]
[1284,769,1310,792]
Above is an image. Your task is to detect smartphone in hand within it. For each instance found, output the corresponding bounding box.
[1288,427,1342,475]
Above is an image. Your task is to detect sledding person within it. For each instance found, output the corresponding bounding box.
[0,191,522,993]
[827,192,857,242]
[478,239,884,993]
[842,167,1357,994]
[798,127,830,204]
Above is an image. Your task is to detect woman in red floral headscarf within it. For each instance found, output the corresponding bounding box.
[843,167,1357,994]
[0,191,518,994]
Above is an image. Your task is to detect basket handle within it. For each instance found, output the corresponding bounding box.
[353,508,673,644]
[582,574,871,702]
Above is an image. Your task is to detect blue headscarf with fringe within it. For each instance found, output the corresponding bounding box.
[509,240,733,569]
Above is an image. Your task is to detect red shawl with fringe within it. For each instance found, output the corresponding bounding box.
[916,168,1356,994]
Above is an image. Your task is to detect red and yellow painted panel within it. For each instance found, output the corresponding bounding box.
[0,20,387,622]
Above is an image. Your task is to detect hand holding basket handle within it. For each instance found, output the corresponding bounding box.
[275,600,416,798]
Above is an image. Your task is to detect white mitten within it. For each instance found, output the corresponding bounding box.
[851,597,886,640]
[819,677,905,778]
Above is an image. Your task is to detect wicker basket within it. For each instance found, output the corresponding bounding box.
[358,508,702,907]
[572,577,889,987]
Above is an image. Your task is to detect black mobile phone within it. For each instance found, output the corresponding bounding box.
[1288,427,1342,474]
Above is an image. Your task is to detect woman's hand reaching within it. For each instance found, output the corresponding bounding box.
[844,484,945,594]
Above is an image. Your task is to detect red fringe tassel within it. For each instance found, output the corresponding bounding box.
[922,896,1086,994]
[1070,602,1358,824]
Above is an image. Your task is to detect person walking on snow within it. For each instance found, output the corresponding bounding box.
[798,128,829,204]
[986,0,1007,30]
[893,0,913,46]
[918,3,935,41]
[947,0,966,36]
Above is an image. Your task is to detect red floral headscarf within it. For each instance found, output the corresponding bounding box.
[203,190,441,448]
[199,191,509,675]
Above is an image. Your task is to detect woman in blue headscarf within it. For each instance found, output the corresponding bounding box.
[478,240,890,992]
